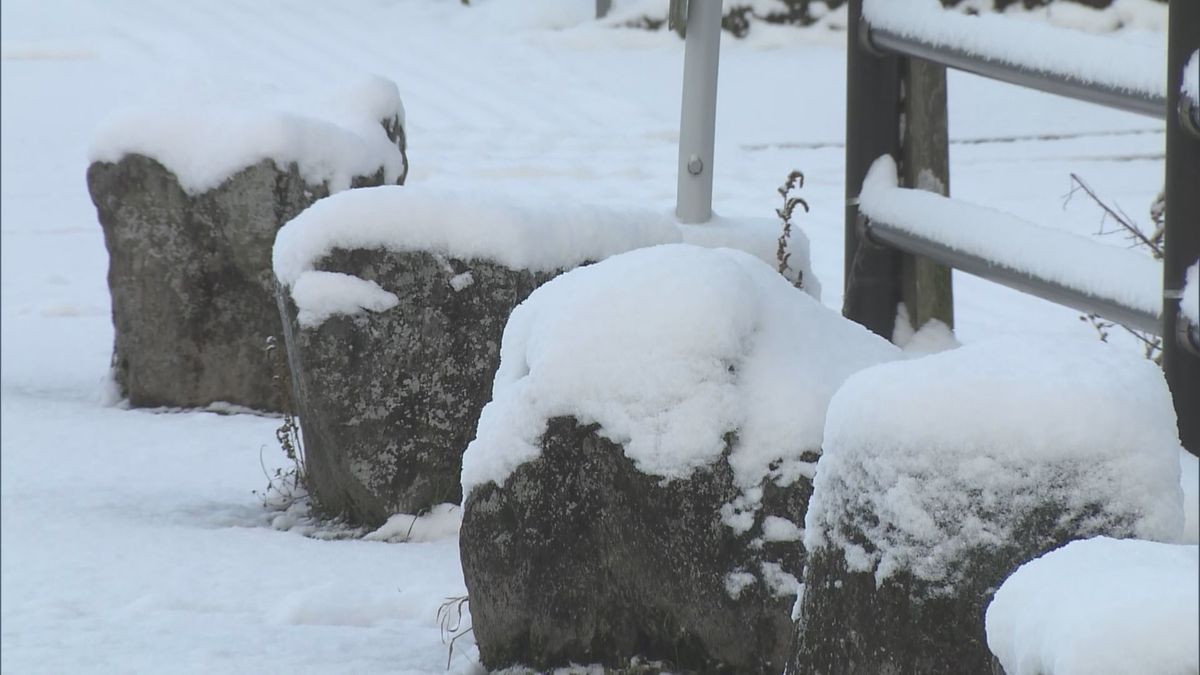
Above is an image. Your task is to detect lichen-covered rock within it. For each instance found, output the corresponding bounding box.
[787,338,1186,675]
[270,188,699,525]
[457,244,898,672]
[88,93,407,411]
[276,248,553,525]
[462,417,812,673]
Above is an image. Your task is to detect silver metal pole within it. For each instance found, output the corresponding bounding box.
[675,0,722,224]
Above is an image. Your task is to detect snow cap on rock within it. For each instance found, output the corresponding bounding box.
[460,243,898,496]
[89,75,407,195]
[807,336,1186,585]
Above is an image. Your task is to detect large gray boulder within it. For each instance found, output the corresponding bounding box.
[457,244,897,672]
[462,417,813,673]
[270,187,688,526]
[788,338,1186,675]
[276,248,553,525]
[88,101,406,411]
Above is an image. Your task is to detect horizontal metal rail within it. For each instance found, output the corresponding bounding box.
[864,218,1163,335]
[865,25,1166,120]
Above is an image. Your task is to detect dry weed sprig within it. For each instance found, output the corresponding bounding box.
[255,336,310,508]
[436,595,473,669]
[776,169,809,288]
[1066,175,1163,362]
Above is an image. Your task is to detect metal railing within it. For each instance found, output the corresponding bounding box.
[843,0,1200,454]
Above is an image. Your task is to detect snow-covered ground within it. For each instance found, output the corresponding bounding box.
[1,1,1189,672]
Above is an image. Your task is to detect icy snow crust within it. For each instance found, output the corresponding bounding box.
[863,0,1166,98]
[860,157,1162,317]
[460,244,899,495]
[807,337,1186,586]
[985,537,1199,675]
[88,76,407,195]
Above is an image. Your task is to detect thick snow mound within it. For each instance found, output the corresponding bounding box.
[986,537,1199,675]
[859,157,1163,318]
[272,188,821,326]
[461,244,898,495]
[89,76,406,195]
[680,215,818,299]
[272,185,681,287]
[863,0,1166,98]
[807,337,1186,584]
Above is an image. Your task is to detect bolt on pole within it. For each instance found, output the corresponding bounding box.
[675,0,722,224]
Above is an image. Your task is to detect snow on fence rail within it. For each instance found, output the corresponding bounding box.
[843,0,1200,455]
[859,157,1163,334]
[861,0,1167,118]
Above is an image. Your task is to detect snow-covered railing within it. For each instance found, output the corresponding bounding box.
[842,0,1200,454]
[860,158,1163,335]
[861,0,1166,118]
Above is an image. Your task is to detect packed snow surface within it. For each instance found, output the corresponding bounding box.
[89,76,407,195]
[807,337,1186,585]
[985,537,1199,675]
[863,0,1166,98]
[860,156,1163,318]
[461,244,898,495]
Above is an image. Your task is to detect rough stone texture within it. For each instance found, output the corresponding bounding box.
[460,417,812,674]
[277,249,555,526]
[88,119,404,411]
[787,473,1145,675]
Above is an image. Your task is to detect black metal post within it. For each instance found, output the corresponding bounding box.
[1163,0,1200,457]
[843,0,904,339]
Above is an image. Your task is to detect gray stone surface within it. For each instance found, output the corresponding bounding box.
[88,117,404,411]
[787,470,1145,675]
[460,417,811,674]
[276,249,554,526]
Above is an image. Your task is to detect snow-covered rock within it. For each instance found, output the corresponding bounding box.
[271,186,820,525]
[87,85,406,410]
[272,186,684,525]
[788,337,1185,674]
[459,244,897,672]
[89,76,408,195]
[986,537,1199,675]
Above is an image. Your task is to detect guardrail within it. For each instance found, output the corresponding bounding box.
[843,0,1200,454]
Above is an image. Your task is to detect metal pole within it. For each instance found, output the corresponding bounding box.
[1163,0,1200,457]
[596,0,611,20]
[843,0,904,338]
[675,0,722,224]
